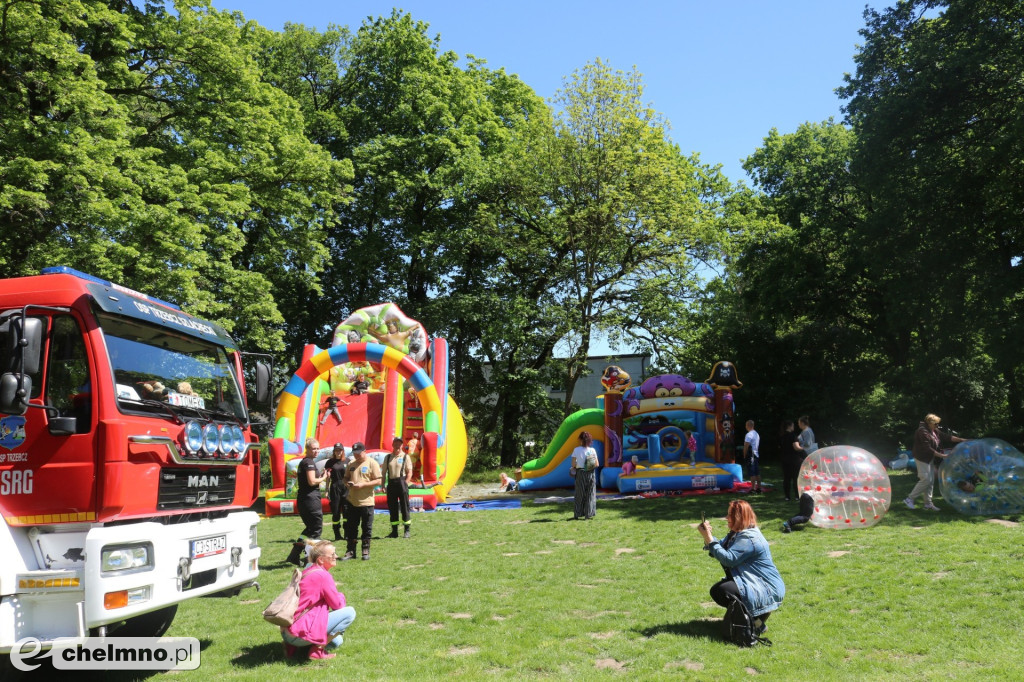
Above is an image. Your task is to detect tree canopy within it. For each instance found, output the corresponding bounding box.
[2,0,1021,465]
[703,0,1024,450]
[0,0,348,351]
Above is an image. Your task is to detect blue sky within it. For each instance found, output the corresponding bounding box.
[219,0,877,184]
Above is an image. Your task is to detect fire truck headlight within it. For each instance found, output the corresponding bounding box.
[217,424,233,457]
[183,421,204,454]
[101,544,153,573]
[202,423,219,455]
[231,425,246,454]
[249,524,258,549]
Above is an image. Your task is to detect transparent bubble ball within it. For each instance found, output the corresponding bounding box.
[938,438,1024,516]
[798,445,892,529]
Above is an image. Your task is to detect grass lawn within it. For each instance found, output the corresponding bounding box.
[108,469,1023,681]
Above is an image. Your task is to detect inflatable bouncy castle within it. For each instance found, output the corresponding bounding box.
[517,361,744,492]
[265,304,467,515]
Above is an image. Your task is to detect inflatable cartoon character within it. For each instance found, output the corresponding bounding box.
[639,374,696,398]
[706,361,742,389]
[601,365,632,393]
[720,411,735,449]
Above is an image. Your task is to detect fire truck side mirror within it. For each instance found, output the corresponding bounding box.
[255,361,272,404]
[4,316,44,375]
[0,315,42,414]
[0,373,32,415]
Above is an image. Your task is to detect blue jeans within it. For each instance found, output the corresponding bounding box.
[282,606,357,649]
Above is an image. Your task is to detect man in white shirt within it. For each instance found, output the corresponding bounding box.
[744,420,762,493]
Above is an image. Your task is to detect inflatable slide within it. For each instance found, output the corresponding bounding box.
[517,363,744,493]
[265,304,467,515]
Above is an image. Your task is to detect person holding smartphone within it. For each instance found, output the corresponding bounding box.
[697,500,785,635]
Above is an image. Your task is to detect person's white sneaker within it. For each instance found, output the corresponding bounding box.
[904,497,915,509]
[923,502,941,511]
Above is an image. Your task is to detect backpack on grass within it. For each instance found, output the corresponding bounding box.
[723,597,772,647]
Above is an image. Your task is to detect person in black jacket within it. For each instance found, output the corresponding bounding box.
[326,443,349,541]
[297,438,329,539]
[904,414,966,511]
[781,493,814,533]
[778,420,801,501]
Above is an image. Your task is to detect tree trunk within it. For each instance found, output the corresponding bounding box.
[498,399,521,467]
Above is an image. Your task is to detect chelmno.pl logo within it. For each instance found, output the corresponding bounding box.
[10,636,200,671]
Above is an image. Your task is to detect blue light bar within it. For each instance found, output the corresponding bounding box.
[41,266,183,311]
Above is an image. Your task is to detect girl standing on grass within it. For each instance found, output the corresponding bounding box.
[569,431,598,520]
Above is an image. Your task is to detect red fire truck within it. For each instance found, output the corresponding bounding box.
[0,267,267,653]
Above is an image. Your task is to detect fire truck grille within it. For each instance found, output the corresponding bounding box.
[158,468,237,510]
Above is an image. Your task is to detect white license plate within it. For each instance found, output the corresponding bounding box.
[191,535,226,559]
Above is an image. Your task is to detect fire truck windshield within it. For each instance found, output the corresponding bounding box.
[97,312,247,421]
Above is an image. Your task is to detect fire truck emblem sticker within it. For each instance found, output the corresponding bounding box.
[0,416,27,451]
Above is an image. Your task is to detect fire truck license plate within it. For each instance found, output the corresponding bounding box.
[191,535,227,559]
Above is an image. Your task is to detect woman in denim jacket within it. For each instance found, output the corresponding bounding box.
[698,500,785,634]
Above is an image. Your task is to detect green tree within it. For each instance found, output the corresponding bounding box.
[697,2,1024,450]
[471,60,730,465]
[840,0,1023,437]
[713,121,884,446]
[0,0,347,353]
[548,61,729,409]
[254,13,564,462]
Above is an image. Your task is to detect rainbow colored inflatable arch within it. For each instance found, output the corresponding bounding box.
[275,342,444,437]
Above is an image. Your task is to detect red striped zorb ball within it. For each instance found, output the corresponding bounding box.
[798,446,892,529]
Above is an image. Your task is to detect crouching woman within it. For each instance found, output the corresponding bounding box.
[697,500,784,634]
[282,540,357,660]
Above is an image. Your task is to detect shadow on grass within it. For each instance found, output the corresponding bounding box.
[232,641,286,668]
[233,641,340,668]
[638,619,720,640]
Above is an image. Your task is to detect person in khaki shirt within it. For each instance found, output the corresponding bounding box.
[342,443,382,561]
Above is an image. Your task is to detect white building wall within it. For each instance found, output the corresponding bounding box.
[547,354,651,409]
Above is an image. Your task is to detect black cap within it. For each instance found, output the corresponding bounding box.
[333,443,344,450]
[352,442,366,453]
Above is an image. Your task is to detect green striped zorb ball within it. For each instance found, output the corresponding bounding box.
[799,446,892,529]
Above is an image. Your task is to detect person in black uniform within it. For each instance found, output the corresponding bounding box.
[326,443,350,541]
[297,437,329,539]
[384,437,413,538]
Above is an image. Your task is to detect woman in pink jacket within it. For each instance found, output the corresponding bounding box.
[281,541,357,660]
